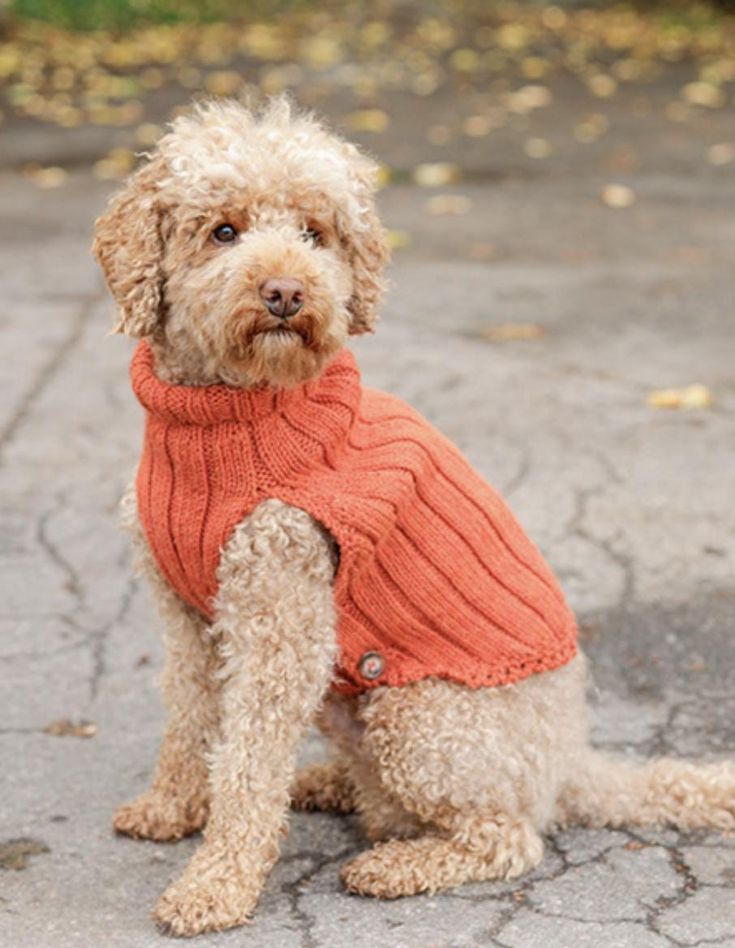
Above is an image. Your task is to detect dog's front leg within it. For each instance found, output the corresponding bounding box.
[115,487,220,841]
[152,501,337,937]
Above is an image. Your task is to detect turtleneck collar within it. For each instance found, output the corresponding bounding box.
[130,341,361,428]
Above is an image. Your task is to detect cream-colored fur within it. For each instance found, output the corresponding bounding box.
[93,98,735,937]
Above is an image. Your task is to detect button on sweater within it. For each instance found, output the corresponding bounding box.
[131,342,577,694]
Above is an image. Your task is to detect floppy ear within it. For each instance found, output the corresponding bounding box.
[339,148,391,335]
[92,160,165,337]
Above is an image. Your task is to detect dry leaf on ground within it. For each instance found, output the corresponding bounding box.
[647,384,713,409]
[23,165,68,188]
[524,137,551,158]
[425,194,472,215]
[601,183,636,208]
[413,162,461,187]
[707,143,735,166]
[468,242,498,261]
[93,147,135,180]
[44,719,97,738]
[0,839,50,871]
[385,229,411,249]
[345,109,389,133]
[681,81,726,108]
[481,323,546,342]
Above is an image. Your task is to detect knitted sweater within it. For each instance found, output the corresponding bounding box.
[131,343,577,694]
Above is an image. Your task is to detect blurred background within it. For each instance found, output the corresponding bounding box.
[2,3,735,946]
[2,0,735,208]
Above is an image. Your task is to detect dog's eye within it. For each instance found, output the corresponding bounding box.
[302,227,323,246]
[212,224,238,245]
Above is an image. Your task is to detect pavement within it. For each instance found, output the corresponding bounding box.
[1,57,735,948]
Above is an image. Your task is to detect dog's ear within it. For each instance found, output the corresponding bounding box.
[339,148,390,335]
[92,159,165,337]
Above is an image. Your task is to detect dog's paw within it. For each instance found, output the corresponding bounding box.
[340,844,416,899]
[152,855,258,937]
[113,792,208,842]
[290,762,356,814]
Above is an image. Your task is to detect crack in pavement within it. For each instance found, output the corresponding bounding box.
[85,572,137,706]
[279,845,359,948]
[566,455,636,611]
[0,295,100,466]
[37,492,88,612]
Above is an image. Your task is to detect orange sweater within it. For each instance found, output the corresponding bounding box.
[131,343,577,694]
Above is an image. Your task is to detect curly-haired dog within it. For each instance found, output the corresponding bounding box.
[93,98,735,937]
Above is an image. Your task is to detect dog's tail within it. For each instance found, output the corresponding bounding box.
[559,751,735,831]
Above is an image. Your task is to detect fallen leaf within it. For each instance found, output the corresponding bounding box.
[92,147,135,180]
[425,194,472,215]
[481,323,546,342]
[462,114,493,137]
[449,48,479,73]
[707,143,735,166]
[574,113,609,143]
[411,71,441,97]
[345,109,389,133]
[647,384,713,410]
[541,7,568,29]
[0,839,49,871]
[497,23,529,52]
[44,719,97,738]
[375,163,392,188]
[509,84,552,113]
[360,21,391,48]
[204,70,242,96]
[521,56,550,80]
[613,58,644,82]
[524,137,551,158]
[301,35,342,70]
[23,165,67,188]
[588,74,618,98]
[413,162,460,187]
[681,82,725,108]
[386,229,411,249]
[468,242,498,261]
[624,840,646,852]
[241,23,287,61]
[601,183,636,208]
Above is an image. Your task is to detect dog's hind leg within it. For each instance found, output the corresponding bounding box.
[113,486,220,841]
[341,814,543,897]
[338,665,589,897]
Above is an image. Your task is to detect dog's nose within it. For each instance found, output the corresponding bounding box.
[259,278,305,319]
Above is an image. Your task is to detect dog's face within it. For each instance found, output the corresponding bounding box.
[93,98,389,387]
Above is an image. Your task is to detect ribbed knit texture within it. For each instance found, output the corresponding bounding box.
[131,342,577,694]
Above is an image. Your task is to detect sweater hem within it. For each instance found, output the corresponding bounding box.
[330,638,578,695]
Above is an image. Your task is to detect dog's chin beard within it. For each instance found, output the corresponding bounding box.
[223,323,336,388]
[256,325,312,347]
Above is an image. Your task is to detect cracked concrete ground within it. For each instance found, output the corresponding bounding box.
[1,76,735,948]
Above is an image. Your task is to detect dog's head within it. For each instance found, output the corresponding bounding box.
[93,97,389,386]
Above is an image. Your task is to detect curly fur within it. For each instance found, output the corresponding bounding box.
[94,98,735,937]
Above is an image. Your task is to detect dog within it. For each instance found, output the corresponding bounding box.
[93,97,735,937]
